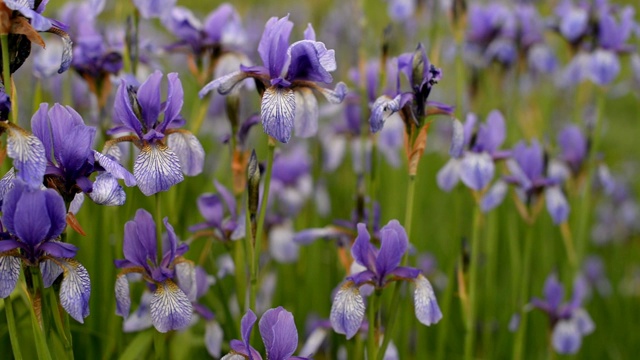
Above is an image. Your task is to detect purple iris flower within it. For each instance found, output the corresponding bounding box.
[163,3,246,57]
[582,255,612,297]
[387,0,416,22]
[114,209,194,333]
[107,70,205,196]
[592,177,640,245]
[269,148,313,217]
[437,111,509,192]
[222,307,310,360]
[484,140,570,224]
[330,220,442,339]
[199,16,347,143]
[189,180,245,242]
[556,125,588,177]
[58,2,123,84]
[0,180,91,323]
[1,0,72,74]
[369,43,452,133]
[529,273,594,355]
[554,1,636,86]
[31,103,136,205]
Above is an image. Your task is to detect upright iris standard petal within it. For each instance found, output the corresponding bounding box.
[0,256,21,298]
[261,87,296,143]
[134,143,184,196]
[286,40,335,83]
[137,71,163,131]
[375,220,408,279]
[413,274,443,326]
[150,280,193,333]
[5,124,47,188]
[58,258,91,323]
[258,16,294,78]
[258,307,299,360]
[114,81,144,138]
[158,73,184,133]
[12,187,54,246]
[460,152,495,191]
[166,132,205,176]
[330,281,365,339]
[351,223,377,272]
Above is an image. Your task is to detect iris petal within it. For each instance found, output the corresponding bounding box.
[436,158,461,192]
[293,88,319,138]
[58,258,91,323]
[414,274,442,326]
[259,307,299,360]
[115,274,131,318]
[6,124,46,188]
[166,131,205,176]
[199,71,251,97]
[89,173,126,206]
[93,151,136,186]
[330,281,365,339]
[460,152,495,191]
[205,321,224,358]
[261,86,296,143]
[0,255,21,298]
[150,280,193,333]
[134,143,184,196]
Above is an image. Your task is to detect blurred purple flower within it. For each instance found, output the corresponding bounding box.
[190,180,245,242]
[529,273,594,355]
[437,111,509,192]
[107,71,204,196]
[199,16,347,143]
[330,220,441,339]
[0,180,91,323]
[223,307,309,359]
[133,0,176,19]
[114,209,193,333]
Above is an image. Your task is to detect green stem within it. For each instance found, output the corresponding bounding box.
[464,204,483,360]
[155,193,163,265]
[455,41,466,119]
[250,140,276,311]
[367,292,379,360]
[234,238,246,313]
[4,296,23,360]
[1,33,16,123]
[377,174,417,359]
[28,266,53,360]
[513,225,535,360]
[575,88,605,264]
[153,331,166,360]
[46,288,73,360]
[190,95,211,135]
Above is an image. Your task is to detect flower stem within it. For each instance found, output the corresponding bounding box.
[250,139,276,311]
[46,288,73,360]
[27,266,53,360]
[367,291,379,360]
[560,221,578,270]
[377,174,417,359]
[464,204,483,360]
[575,88,605,263]
[1,33,16,123]
[513,225,535,360]
[4,296,23,360]
[189,94,211,135]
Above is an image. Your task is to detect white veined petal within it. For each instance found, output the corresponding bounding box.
[115,273,131,318]
[0,168,16,203]
[6,125,46,188]
[261,86,296,143]
[330,281,365,339]
[150,280,193,333]
[199,70,250,97]
[40,258,63,288]
[414,274,443,326]
[167,132,205,176]
[89,173,126,206]
[293,88,319,138]
[58,258,91,323]
[134,143,184,196]
[0,255,21,298]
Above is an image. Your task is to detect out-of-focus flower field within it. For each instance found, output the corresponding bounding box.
[0,0,639,359]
